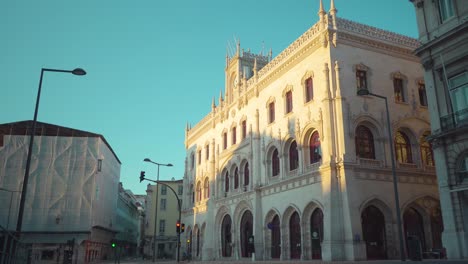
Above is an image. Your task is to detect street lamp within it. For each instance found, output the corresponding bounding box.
[143,158,173,262]
[357,88,406,261]
[16,68,86,235]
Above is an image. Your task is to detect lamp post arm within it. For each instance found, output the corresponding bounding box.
[42,68,74,74]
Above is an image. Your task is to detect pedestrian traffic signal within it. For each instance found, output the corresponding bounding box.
[112,242,116,248]
[176,220,181,233]
[181,223,185,233]
[140,171,145,182]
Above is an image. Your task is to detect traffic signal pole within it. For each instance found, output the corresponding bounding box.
[141,177,182,262]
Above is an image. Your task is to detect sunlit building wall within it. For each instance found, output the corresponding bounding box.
[182,1,441,262]
[410,0,468,259]
[0,120,120,263]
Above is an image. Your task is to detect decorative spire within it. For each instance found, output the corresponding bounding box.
[268,48,272,61]
[236,39,240,57]
[219,90,223,105]
[329,0,338,28]
[212,96,216,109]
[253,58,258,76]
[330,0,336,12]
[318,0,326,19]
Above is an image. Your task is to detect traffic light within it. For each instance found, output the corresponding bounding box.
[111,242,116,248]
[176,220,181,233]
[140,171,145,182]
[181,223,185,233]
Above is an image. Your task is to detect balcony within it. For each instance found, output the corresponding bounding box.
[440,107,468,131]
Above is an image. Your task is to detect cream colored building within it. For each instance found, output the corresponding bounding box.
[144,179,183,259]
[410,0,468,259]
[182,0,442,262]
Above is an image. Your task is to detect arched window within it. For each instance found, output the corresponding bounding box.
[234,167,239,189]
[272,148,280,176]
[224,171,229,193]
[309,132,321,164]
[289,140,299,171]
[420,132,434,166]
[190,184,194,204]
[244,162,250,187]
[395,131,413,163]
[355,125,375,159]
[203,178,209,199]
[196,182,202,202]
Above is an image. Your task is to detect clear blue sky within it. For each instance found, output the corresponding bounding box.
[1,0,418,194]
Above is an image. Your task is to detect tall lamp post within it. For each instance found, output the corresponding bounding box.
[357,89,406,261]
[143,158,173,262]
[16,68,86,235]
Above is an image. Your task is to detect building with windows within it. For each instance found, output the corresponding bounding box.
[115,183,140,259]
[0,121,121,263]
[182,0,442,261]
[144,179,183,259]
[410,0,468,259]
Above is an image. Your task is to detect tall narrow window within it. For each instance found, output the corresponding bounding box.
[356,70,367,91]
[269,102,275,124]
[305,77,313,102]
[289,141,299,171]
[159,220,166,233]
[244,162,250,187]
[309,132,322,164]
[198,150,201,164]
[225,172,230,193]
[161,199,167,210]
[394,77,405,102]
[420,133,434,166]
[439,0,454,22]
[232,126,237,145]
[190,184,194,204]
[286,91,293,114]
[272,148,280,176]
[418,81,428,107]
[223,132,228,150]
[355,126,375,159]
[204,178,210,199]
[205,145,209,160]
[234,167,239,189]
[196,182,202,202]
[191,153,195,169]
[241,120,247,140]
[395,131,413,163]
[178,185,183,195]
[161,185,167,195]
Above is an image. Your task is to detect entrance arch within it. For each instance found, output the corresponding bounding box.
[221,215,232,257]
[289,212,301,259]
[404,207,426,254]
[240,210,253,257]
[310,208,323,259]
[361,205,387,259]
[271,215,281,259]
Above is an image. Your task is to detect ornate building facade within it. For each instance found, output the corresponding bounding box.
[410,0,468,259]
[181,1,441,261]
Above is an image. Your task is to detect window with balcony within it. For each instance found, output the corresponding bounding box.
[449,72,468,113]
[355,125,375,159]
[438,0,454,22]
[395,131,413,163]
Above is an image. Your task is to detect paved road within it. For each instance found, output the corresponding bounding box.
[96,259,468,264]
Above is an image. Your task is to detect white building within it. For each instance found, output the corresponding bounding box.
[182,0,442,261]
[410,0,468,259]
[0,121,121,263]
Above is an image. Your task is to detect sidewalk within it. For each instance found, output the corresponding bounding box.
[96,259,468,264]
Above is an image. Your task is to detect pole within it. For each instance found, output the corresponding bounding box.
[153,164,160,262]
[383,96,406,261]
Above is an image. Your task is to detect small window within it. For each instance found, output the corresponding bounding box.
[232,126,237,145]
[160,198,167,210]
[224,172,230,192]
[272,148,280,176]
[305,77,313,102]
[289,141,298,171]
[418,81,428,107]
[161,185,167,195]
[310,132,322,164]
[97,159,102,172]
[204,178,210,199]
[178,185,183,195]
[356,70,367,91]
[285,91,293,114]
[191,153,195,169]
[269,102,275,124]
[448,72,468,113]
[439,0,454,22]
[234,167,239,189]
[205,145,209,160]
[244,162,250,186]
[223,132,227,150]
[198,150,201,164]
[241,120,247,140]
[394,77,405,102]
[196,182,202,201]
